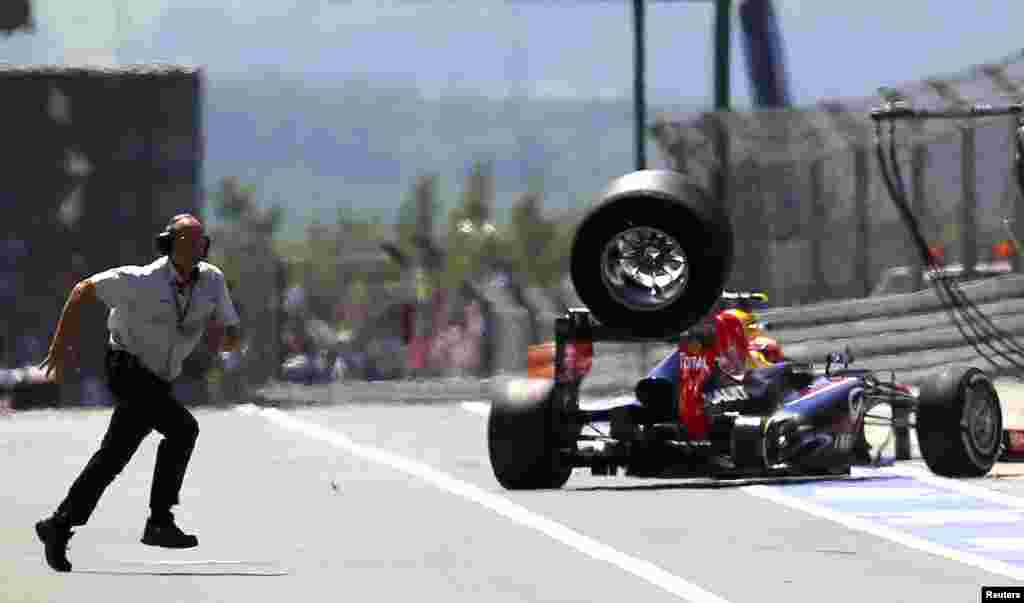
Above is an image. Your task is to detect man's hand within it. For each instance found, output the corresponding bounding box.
[38,344,79,384]
[221,325,243,353]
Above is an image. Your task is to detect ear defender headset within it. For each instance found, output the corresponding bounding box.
[155,214,211,260]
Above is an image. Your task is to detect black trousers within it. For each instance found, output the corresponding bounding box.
[55,348,199,526]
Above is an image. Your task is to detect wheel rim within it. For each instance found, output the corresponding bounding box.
[963,382,1000,456]
[599,226,689,311]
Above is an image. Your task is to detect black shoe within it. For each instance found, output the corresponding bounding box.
[35,516,73,573]
[141,516,198,549]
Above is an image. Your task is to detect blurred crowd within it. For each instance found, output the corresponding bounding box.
[275,264,557,386]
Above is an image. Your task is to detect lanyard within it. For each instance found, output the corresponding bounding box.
[169,278,194,334]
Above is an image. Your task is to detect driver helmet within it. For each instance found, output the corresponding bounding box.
[715,310,751,378]
[721,308,763,340]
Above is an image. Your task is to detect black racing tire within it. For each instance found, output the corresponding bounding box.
[570,170,734,340]
[916,366,1003,478]
[487,378,573,490]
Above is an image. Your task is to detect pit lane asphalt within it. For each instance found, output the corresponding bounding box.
[6,391,1024,603]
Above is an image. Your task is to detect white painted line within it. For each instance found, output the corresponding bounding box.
[857,510,1024,526]
[460,401,490,416]
[811,487,951,501]
[743,485,1024,581]
[236,404,731,603]
[968,538,1024,552]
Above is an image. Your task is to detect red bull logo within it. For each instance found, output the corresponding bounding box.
[677,311,756,439]
[678,338,713,439]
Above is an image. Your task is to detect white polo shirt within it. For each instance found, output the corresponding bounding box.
[90,256,241,381]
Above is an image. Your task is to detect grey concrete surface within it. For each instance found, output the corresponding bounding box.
[5,399,1024,603]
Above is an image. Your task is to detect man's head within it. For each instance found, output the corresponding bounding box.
[159,213,210,270]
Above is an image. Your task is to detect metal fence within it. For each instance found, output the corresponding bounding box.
[651,51,1024,308]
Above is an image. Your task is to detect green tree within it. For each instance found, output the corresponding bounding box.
[396,173,441,257]
[211,176,253,222]
[507,188,562,287]
[210,176,285,233]
[338,206,391,247]
[306,216,336,296]
[206,176,284,291]
[443,160,497,288]
[461,161,493,225]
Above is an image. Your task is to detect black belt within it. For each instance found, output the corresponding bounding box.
[105,347,170,387]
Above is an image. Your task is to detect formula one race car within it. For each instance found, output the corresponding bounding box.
[487,170,1005,489]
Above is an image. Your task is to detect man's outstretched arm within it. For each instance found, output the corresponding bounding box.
[39,279,99,383]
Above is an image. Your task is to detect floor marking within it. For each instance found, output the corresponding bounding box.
[810,487,950,501]
[968,538,1024,552]
[460,401,489,416]
[743,484,1024,581]
[237,404,730,603]
[856,510,1024,526]
[879,465,1024,510]
[459,397,1024,578]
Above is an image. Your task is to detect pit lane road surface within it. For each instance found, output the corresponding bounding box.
[5,397,1024,603]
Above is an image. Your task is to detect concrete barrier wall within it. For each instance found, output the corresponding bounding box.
[760,275,1024,330]
[763,274,1024,382]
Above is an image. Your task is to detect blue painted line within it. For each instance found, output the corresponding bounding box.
[760,468,1024,570]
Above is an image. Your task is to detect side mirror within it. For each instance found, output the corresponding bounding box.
[825,348,854,376]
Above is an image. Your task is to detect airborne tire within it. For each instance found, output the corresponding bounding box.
[487,379,573,490]
[570,170,734,340]
[916,366,1003,478]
